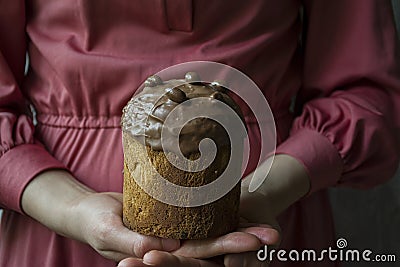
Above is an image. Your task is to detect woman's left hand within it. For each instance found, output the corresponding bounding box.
[117,222,279,267]
[118,154,309,267]
[218,174,282,267]
[118,183,280,267]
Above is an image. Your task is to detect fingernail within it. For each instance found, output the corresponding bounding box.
[143,253,156,266]
[161,238,180,251]
[260,229,280,245]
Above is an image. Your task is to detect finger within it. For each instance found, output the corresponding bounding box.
[96,193,181,257]
[117,257,148,267]
[173,231,261,259]
[237,226,280,245]
[143,250,223,267]
[106,192,123,202]
[224,252,269,267]
[91,211,180,258]
[105,226,180,258]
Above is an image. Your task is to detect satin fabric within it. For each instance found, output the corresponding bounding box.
[0,1,399,266]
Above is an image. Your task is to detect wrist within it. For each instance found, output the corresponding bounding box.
[261,154,310,213]
[21,169,94,238]
[240,154,310,220]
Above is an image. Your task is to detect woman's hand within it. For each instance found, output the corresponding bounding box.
[120,154,310,267]
[219,179,282,267]
[220,154,311,266]
[239,154,310,223]
[21,170,180,262]
[67,192,180,261]
[118,223,279,267]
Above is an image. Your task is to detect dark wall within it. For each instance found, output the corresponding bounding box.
[328,3,400,266]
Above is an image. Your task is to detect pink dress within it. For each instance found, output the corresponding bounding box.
[1,0,399,266]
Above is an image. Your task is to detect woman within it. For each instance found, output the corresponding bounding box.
[1,0,399,266]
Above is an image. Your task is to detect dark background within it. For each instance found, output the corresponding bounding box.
[328,2,400,266]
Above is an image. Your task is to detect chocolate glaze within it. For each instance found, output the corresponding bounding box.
[122,73,244,155]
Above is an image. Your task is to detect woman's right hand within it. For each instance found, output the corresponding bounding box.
[66,191,180,261]
[21,170,180,262]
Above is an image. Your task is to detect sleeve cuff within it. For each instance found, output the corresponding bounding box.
[275,129,343,194]
[0,144,68,213]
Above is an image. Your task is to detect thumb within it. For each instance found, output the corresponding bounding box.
[103,219,180,258]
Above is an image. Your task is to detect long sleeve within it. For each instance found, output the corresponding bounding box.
[0,1,67,213]
[276,0,400,194]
